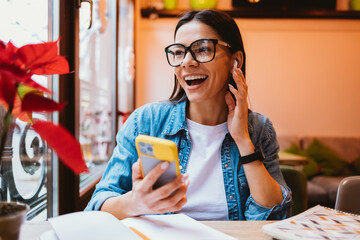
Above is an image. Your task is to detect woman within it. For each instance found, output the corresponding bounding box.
[85,10,291,220]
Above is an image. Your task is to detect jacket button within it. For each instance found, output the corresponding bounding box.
[179,165,183,170]
[224,164,228,168]
[229,195,234,200]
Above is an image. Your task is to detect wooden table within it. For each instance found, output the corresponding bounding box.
[20,220,274,240]
[202,221,274,240]
[278,151,309,166]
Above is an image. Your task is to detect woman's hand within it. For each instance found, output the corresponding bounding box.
[101,161,189,219]
[126,161,189,216]
[225,66,253,151]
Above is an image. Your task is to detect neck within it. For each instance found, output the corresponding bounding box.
[187,99,228,126]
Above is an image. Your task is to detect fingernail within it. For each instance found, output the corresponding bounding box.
[181,174,189,183]
[160,161,169,170]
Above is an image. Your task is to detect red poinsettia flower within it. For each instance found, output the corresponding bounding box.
[0,39,88,174]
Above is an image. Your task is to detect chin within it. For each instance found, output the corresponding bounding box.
[186,95,206,103]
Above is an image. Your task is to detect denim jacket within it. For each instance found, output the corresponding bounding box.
[85,100,292,220]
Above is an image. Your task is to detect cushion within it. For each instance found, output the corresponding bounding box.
[305,139,348,176]
[284,143,321,179]
[302,137,360,164]
[285,139,349,178]
[284,142,304,156]
[302,158,321,179]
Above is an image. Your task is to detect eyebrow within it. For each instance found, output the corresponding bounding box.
[172,39,231,48]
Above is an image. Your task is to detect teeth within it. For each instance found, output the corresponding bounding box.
[184,75,207,81]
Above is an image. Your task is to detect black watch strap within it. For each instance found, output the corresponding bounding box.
[240,145,265,165]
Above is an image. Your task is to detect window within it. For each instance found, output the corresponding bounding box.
[0,0,56,220]
[77,0,117,195]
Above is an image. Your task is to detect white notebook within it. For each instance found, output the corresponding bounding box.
[39,211,236,240]
[262,205,360,240]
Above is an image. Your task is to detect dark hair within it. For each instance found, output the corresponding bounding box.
[169,10,246,103]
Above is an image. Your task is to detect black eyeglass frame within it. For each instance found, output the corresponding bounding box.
[164,38,231,67]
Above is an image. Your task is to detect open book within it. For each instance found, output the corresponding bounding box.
[39,211,236,240]
[262,205,360,240]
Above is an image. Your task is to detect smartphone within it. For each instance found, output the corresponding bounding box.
[135,135,180,189]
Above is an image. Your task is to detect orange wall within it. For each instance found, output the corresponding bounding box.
[135,6,360,137]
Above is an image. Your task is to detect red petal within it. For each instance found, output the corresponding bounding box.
[0,70,17,105]
[30,55,69,75]
[0,41,19,64]
[17,112,33,122]
[0,40,5,49]
[18,41,57,67]
[32,120,88,174]
[11,95,33,122]
[18,40,69,75]
[21,93,65,112]
[0,64,31,84]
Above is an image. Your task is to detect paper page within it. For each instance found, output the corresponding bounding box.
[48,211,142,240]
[121,213,237,240]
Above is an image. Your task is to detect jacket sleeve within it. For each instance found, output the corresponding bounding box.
[244,118,292,220]
[84,110,139,211]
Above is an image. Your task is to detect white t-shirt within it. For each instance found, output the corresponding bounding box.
[178,118,229,220]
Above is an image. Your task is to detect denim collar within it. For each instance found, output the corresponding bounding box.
[161,100,255,136]
[162,100,187,136]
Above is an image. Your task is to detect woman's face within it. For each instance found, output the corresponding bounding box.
[174,21,233,104]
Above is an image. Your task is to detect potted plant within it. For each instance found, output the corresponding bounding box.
[0,39,88,239]
[0,202,29,240]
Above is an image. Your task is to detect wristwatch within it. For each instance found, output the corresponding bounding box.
[240,145,265,165]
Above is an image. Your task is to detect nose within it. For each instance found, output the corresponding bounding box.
[181,50,198,67]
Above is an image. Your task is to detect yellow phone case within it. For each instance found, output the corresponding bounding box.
[135,135,180,188]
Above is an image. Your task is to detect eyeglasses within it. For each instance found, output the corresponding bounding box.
[164,38,231,67]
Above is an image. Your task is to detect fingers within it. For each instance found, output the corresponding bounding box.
[152,174,189,201]
[140,161,170,191]
[230,68,248,105]
[132,161,143,182]
[232,66,246,87]
[131,161,189,215]
[135,175,189,215]
[225,90,235,112]
[156,181,189,213]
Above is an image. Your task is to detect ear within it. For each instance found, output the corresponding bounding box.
[232,51,244,69]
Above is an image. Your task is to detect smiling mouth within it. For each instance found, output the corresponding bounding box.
[184,75,208,86]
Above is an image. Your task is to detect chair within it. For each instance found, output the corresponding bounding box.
[335,176,360,215]
[280,165,308,216]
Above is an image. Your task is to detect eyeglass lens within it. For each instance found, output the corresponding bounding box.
[166,39,216,66]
